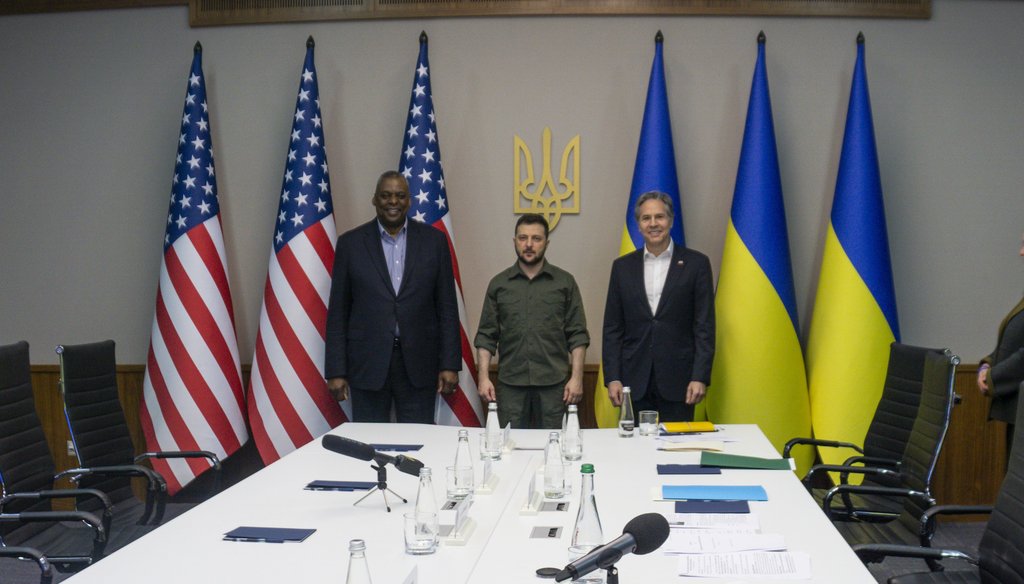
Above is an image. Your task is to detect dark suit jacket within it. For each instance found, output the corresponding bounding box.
[602,245,715,402]
[324,219,461,390]
[982,295,1024,424]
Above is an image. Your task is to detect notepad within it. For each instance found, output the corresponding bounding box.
[699,451,795,471]
[661,421,716,434]
[662,485,767,501]
[304,480,375,491]
[657,464,722,475]
[674,500,750,514]
[223,526,316,543]
[370,444,422,452]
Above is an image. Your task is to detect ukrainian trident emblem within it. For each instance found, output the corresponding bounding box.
[513,127,580,231]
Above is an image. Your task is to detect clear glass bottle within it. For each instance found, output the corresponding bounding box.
[569,464,604,583]
[452,428,474,499]
[618,386,635,437]
[345,539,373,584]
[413,467,439,553]
[484,401,502,460]
[562,404,583,461]
[544,431,566,498]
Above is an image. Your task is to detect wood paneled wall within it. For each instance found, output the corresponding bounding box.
[27,363,1006,509]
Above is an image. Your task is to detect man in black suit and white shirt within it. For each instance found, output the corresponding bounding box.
[324,170,460,423]
[602,191,715,422]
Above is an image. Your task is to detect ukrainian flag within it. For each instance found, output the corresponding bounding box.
[594,31,687,428]
[707,33,813,474]
[807,34,900,468]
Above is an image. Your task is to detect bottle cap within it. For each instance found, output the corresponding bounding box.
[419,467,432,477]
[458,428,469,437]
[567,404,578,412]
[622,386,631,393]
[349,539,366,552]
[580,463,594,474]
[488,402,498,410]
[548,431,560,440]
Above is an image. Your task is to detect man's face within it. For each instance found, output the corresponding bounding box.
[514,223,548,266]
[372,176,411,230]
[638,199,671,249]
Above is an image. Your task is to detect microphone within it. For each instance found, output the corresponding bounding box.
[554,513,670,582]
[321,435,424,477]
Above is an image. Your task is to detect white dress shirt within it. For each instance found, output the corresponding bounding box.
[643,240,674,314]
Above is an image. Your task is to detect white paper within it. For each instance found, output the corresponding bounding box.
[657,441,725,452]
[658,434,738,444]
[664,532,786,554]
[677,552,811,579]
[670,513,761,531]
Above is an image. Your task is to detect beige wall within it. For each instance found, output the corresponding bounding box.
[1,1,1022,365]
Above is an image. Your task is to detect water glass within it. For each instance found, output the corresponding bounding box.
[638,410,660,436]
[446,465,473,500]
[403,511,438,555]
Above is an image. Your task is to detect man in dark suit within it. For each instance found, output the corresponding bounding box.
[324,170,460,423]
[602,191,715,422]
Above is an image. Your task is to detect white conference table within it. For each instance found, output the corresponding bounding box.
[63,423,875,583]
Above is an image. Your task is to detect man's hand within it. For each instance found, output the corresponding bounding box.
[607,380,624,406]
[327,377,349,402]
[563,376,583,405]
[977,365,990,395]
[686,381,707,405]
[437,370,458,395]
[478,377,496,402]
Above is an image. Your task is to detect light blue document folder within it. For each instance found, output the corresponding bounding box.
[661,485,768,501]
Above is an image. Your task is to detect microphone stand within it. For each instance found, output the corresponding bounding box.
[353,462,408,512]
[605,565,619,584]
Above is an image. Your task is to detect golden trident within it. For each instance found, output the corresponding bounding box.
[513,127,580,231]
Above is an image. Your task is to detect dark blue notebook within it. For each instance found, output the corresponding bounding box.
[370,443,423,452]
[656,464,722,475]
[305,480,375,491]
[674,500,751,514]
[223,526,316,543]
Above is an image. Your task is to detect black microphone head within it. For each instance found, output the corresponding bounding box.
[393,455,425,477]
[622,513,670,555]
[321,435,375,462]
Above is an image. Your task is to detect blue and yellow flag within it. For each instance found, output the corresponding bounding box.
[595,31,686,428]
[706,34,812,474]
[806,35,900,467]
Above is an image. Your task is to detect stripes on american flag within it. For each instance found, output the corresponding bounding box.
[399,33,484,427]
[140,45,248,495]
[248,39,347,464]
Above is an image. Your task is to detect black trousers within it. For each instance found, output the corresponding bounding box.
[350,340,434,424]
[632,370,694,423]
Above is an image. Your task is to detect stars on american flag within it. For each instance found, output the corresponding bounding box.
[275,66,333,251]
[400,58,448,227]
[165,68,218,248]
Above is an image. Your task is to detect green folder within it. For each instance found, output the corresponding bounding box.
[700,451,795,471]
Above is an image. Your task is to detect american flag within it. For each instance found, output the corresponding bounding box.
[400,33,484,427]
[248,39,347,464]
[140,44,248,495]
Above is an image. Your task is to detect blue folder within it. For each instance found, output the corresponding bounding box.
[661,485,767,501]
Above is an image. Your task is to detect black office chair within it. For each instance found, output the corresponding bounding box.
[0,341,109,572]
[785,342,937,521]
[0,546,54,584]
[853,385,1024,584]
[55,340,221,524]
[826,350,959,569]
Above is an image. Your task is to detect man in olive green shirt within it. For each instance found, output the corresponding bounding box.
[475,214,590,429]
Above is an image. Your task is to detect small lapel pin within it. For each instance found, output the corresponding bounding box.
[677,260,685,266]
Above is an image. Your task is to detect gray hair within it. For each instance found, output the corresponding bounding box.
[633,191,675,223]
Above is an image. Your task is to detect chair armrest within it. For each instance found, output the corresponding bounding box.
[2,509,108,565]
[784,437,863,458]
[1,488,113,534]
[920,504,994,537]
[823,484,934,525]
[57,464,168,526]
[802,463,898,489]
[136,450,222,471]
[841,455,901,469]
[852,543,977,565]
[0,546,54,584]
